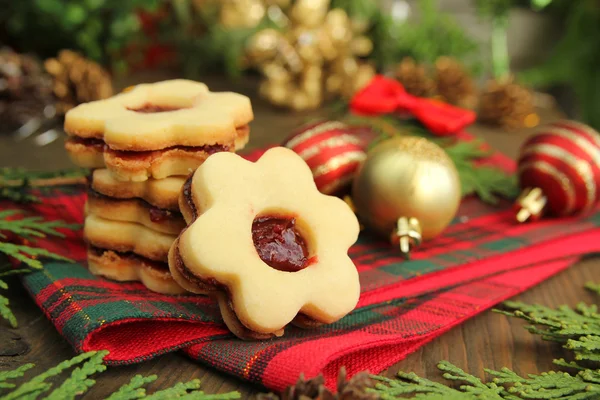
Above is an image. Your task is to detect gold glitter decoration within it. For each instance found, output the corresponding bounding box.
[245,0,375,111]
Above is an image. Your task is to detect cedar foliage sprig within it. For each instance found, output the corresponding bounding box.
[344,115,519,205]
[0,209,78,328]
[0,167,88,203]
[370,283,600,399]
[0,350,241,400]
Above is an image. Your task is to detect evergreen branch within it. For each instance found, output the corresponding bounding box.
[0,352,241,400]
[487,368,600,399]
[0,168,88,204]
[144,380,240,400]
[0,211,77,327]
[385,0,481,71]
[566,335,600,362]
[0,364,34,390]
[370,368,504,399]
[552,358,588,371]
[45,351,107,400]
[105,375,158,400]
[586,282,600,295]
[2,351,105,400]
[0,268,33,278]
[0,211,79,239]
[0,243,72,270]
[437,361,505,398]
[0,293,17,328]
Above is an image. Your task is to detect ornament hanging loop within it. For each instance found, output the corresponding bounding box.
[391,217,422,259]
[514,187,547,223]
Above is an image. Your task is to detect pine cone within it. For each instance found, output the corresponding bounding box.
[435,56,477,109]
[337,368,378,400]
[478,78,536,130]
[256,368,377,400]
[44,50,114,115]
[394,57,435,98]
[0,48,54,129]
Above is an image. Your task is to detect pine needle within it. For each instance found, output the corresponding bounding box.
[0,210,79,239]
[0,167,88,204]
[0,352,242,400]
[105,375,158,400]
[0,363,34,389]
[486,368,600,399]
[0,210,78,327]
[0,292,17,328]
[586,282,600,295]
[2,351,106,400]
[44,351,108,400]
[369,283,600,399]
[370,369,504,399]
[0,243,72,270]
[144,380,240,400]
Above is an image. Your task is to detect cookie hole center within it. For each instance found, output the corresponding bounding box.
[252,214,311,272]
[127,103,185,113]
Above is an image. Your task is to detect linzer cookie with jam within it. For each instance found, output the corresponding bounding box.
[64,79,253,181]
[82,169,189,293]
[82,213,185,294]
[84,214,176,263]
[168,147,361,339]
[90,169,184,212]
[86,189,185,235]
[87,247,186,295]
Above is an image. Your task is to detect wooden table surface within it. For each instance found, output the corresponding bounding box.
[1,74,598,398]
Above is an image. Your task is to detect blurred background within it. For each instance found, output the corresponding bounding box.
[0,0,596,161]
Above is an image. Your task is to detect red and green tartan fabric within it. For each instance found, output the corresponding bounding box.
[6,132,600,392]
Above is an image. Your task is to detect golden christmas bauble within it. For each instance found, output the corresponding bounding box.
[352,136,461,256]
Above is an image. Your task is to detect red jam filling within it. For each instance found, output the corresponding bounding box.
[149,207,176,223]
[70,137,106,151]
[71,137,229,159]
[182,176,198,219]
[127,104,185,113]
[88,189,182,221]
[106,143,228,160]
[252,216,310,272]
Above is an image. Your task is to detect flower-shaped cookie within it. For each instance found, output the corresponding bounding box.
[168,147,360,339]
[65,79,253,151]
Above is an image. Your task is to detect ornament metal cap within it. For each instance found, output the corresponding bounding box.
[514,187,547,223]
[390,217,422,258]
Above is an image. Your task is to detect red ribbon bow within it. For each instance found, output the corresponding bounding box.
[350,75,476,136]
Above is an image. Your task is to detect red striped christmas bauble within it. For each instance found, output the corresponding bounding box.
[282,120,368,195]
[515,119,600,222]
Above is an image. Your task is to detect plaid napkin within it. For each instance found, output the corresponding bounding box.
[7,135,600,392]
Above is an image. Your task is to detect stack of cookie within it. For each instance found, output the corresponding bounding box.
[64,80,253,294]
